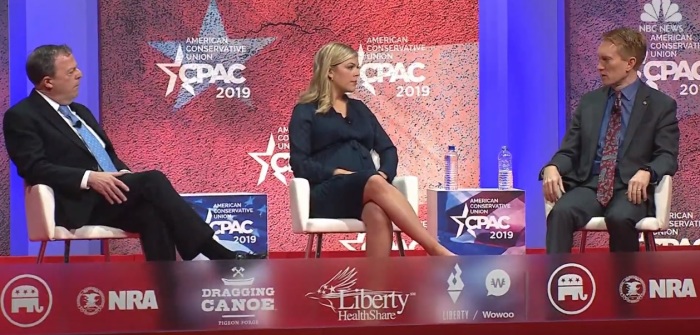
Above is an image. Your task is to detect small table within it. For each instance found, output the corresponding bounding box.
[181,193,268,259]
[427,188,526,255]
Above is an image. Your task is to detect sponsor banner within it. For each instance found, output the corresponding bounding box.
[432,256,528,323]
[2,252,700,334]
[181,193,268,258]
[567,0,700,247]
[0,255,526,333]
[528,252,699,321]
[427,189,526,255]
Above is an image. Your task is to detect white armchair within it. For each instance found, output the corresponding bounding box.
[25,184,140,263]
[289,151,419,258]
[544,175,672,252]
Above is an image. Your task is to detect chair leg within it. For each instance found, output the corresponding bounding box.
[101,240,111,262]
[64,240,71,263]
[578,231,587,253]
[644,232,657,251]
[37,241,48,264]
[395,232,406,257]
[315,233,323,258]
[304,235,314,258]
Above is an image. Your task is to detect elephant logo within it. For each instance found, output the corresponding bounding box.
[547,263,596,316]
[557,274,588,301]
[1,274,53,328]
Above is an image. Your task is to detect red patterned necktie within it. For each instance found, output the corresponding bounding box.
[596,91,622,207]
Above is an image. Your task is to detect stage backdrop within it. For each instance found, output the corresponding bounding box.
[568,0,700,247]
[0,0,10,256]
[98,0,479,253]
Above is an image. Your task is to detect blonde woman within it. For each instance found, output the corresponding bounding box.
[289,42,455,257]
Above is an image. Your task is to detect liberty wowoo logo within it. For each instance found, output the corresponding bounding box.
[447,264,465,303]
[306,267,415,321]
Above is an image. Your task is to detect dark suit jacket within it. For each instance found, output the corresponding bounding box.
[542,81,679,192]
[3,90,129,229]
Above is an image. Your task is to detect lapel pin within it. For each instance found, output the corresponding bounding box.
[643,101,647,105]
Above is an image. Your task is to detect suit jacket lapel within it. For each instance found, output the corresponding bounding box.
[620,83,650,157]
[29,91,91,154]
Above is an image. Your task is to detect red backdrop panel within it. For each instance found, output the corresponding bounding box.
[98,0,479,254]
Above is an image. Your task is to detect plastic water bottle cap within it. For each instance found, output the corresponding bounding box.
[448,145,456,151]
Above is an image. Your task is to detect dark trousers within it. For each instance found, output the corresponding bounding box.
[89,170,214,261]
[546,175,647,253]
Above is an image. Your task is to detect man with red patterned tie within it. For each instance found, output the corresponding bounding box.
[541,28,679,253]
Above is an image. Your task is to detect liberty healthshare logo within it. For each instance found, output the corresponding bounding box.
[306,267,415,321]
[249,127,291,186]
[202,267,275,326]
[149,0,274,110]
[357,37,429,98]
[638,1,700,96]
[547,263,596,315]
[1,274,52,328]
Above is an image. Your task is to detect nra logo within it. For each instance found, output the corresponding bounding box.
[649,279,696,299]
[77,288,158,315]
[619,276,696,303]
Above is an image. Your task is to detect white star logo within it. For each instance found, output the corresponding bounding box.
[155,45,191,97]
[248,135,290,185]
[450,205,474,238]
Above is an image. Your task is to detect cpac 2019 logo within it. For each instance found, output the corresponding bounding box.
[356,37,430,98]
[157,44,250,99]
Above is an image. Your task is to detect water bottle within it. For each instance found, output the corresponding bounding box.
[498,146,513,190]
[444,145,458,190]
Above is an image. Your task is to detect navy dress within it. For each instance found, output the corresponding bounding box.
[289,97,398,219]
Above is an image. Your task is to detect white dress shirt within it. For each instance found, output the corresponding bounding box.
[36,91,127,189]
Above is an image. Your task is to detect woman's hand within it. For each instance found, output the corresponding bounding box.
[333,168,354,175]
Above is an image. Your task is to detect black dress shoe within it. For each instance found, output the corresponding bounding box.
[232,251,267,260]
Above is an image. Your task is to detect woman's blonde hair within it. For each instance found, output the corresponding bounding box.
[298,42,358,114]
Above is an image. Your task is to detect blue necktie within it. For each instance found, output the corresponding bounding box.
[58,105,118,172]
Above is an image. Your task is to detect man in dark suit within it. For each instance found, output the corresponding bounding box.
[541,28,679,253]
[3,44,265,261]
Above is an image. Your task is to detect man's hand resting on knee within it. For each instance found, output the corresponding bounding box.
[627,170,651,205]
[542,165,565,203]
[87,171,130,204]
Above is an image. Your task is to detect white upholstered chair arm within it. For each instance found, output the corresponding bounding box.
[289,178,310,234]
[654,175,672,231]
[392,176,419,214]
[544,190,559,218]
[25,184,57,241]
